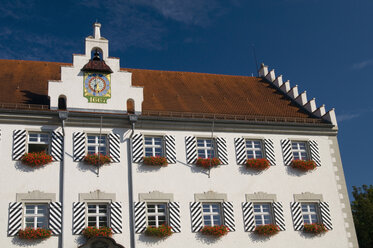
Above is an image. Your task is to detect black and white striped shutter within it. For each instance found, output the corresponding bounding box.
[49,202,62,235]
[165,135,176,164]
[273,202,285,231]
[319,202,332,230]
[109,133,121,163]
[222,202,235,231]
[185,136,197,164]
[51,131,63,161]
[281,139,293,166]
[134,202,146,233]
[168,202,181,233]
[216,137,228,165]
[12,129,26,160]
[73,202,86,235]
[234,138,246,165]
[73,132,86,162]
[8,202,22,236]
[309,140,321,167]
[110,202,122,233]
[242,202,255,231]
[190,202,203,232]
[264,139,276,166]
[132,134,144,163]
[290,202,303,231]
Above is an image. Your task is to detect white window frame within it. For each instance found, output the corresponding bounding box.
[291,141,309,160]
[87,203,110,228]
[27,132,50,154]
[201,202,223,227]
[146,202,168,227]
[253,203,273,226]
[144,136,164,157]
[245,139,264,159]
[301,202,320,224]
[24,203,49,229]
[87,134,108,155]
[196,138,216,159]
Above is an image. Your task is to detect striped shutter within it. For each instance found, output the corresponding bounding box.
[51,131,63,161]
[168,202,181,233]
[8,202,22,236]
[110,202,122,233]
[49,202,62,235]
[273,202,285,231]
[309,140,321,167]
[290,202,303,231]
[12,129,26,160]
[234,138,246,165]
[242,202,255,231]
[264,139,276,166]
[190,202,203,232]
[281,139,293,166]
[319,202,332,230]
[134,202,146,233]
[222,202,235,231]
[73,132,86,162]
[185,136,197,164]
[216,137,228,165]
[109,133,121,163]
[132,134,144,163]
[73,202,86,235]
[165,135,176,164]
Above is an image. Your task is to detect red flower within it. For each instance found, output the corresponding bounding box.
[254,224,280,236]
[303,223,328,234]
[143,156,168,166]
[200,225,228,237]
[195,157,221,169]
[82,226,112,239]
[18,227,52,240]
[291,160,316,171]
[144,224,172,238]
[21,152,52,167]
[83,153,111,166]
[245,158,270,170]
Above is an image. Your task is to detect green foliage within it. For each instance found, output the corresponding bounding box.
[351,184,373,248]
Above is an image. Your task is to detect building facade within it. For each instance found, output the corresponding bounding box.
[0,23,358,248]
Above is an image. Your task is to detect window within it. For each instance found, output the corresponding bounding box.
[87,204,109,228]
[202,203,222,226]
[144,136,163,157]
[197,138,215,158]
[292,141,309,160]
[146,203,167,227]
[301,203,319,224]
[28,133,50,153]
[24,204,48,228]
[253,203,272,225]
[245,140,263,159]
[87,135,107,155]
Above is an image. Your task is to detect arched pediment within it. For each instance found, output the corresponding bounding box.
[78,237,125,248]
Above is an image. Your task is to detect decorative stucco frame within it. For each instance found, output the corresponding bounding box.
[293,192,323,202]
[138,191,174,202]
[194,191,227,202]
[245,192,277,203]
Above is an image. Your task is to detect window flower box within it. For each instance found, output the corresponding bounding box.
[195,157,221,169]
[143,156,168,166]
[21,152,53,167]
[291,160,316,171]
[254,224,280,236]
[82,226,113,239]
[83,153,111,166]
[303,223,328,234]
[18,227,52,240]
[245,158,270,170]
[200,225,228,237]
[144,225,172,238]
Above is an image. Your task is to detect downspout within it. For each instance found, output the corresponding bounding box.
[127,114,138,248]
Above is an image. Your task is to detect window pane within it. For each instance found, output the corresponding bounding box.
[25,205,35,214]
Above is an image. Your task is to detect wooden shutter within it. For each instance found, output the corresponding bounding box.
[273,202,285,231]
[190,202,203,232]
[73,132,86,162]
[165,135,176,164]
[185,136,197,164]
[234,138,246,165]
[49,202,62,235]
[110,202,122,233]
[263,139,276,166]
[309,140,321,166]
[216,137,228,165]
[242,202,255,231]
[132,134,144,163]
[281,139,293,166]
[12,130,26,160]
[134,202,146,233]
[169,202,181,233]
[290,202,303,231]
[109,133,121,163]
[51,131,63,161]
[8,202,22,236]
[222,202,235,231]
[73,202,85,234]
[319,202,332,230]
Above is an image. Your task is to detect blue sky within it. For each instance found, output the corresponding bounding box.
[1,0,372,199]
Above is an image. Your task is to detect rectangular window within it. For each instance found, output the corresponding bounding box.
[87,204,109,228]
[146,203,167,227]
[301,203,319,224]
[292,141,309,160]
[24,204,48,228]
[144,136,163,157]
[197,138,215,159]
[253,203,272,225]
[245,140,263,159]
[202,203,222,226]
[28,133,50,153]
[87,135,107,155]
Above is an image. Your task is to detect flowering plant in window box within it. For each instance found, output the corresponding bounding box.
[291,160,316,171]
[254,224,280,236]
[18,227,52,240]
[303,223,328,234]
[195,157,221,169]
[143,156,168,166]
[82,226,113,239]
[200,225,229,237]
[21,152,53,167]
[144,225,172,238]
[83,153,111,166]
[245,158,270,170]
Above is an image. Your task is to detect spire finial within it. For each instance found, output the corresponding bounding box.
[93,22,101,39]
